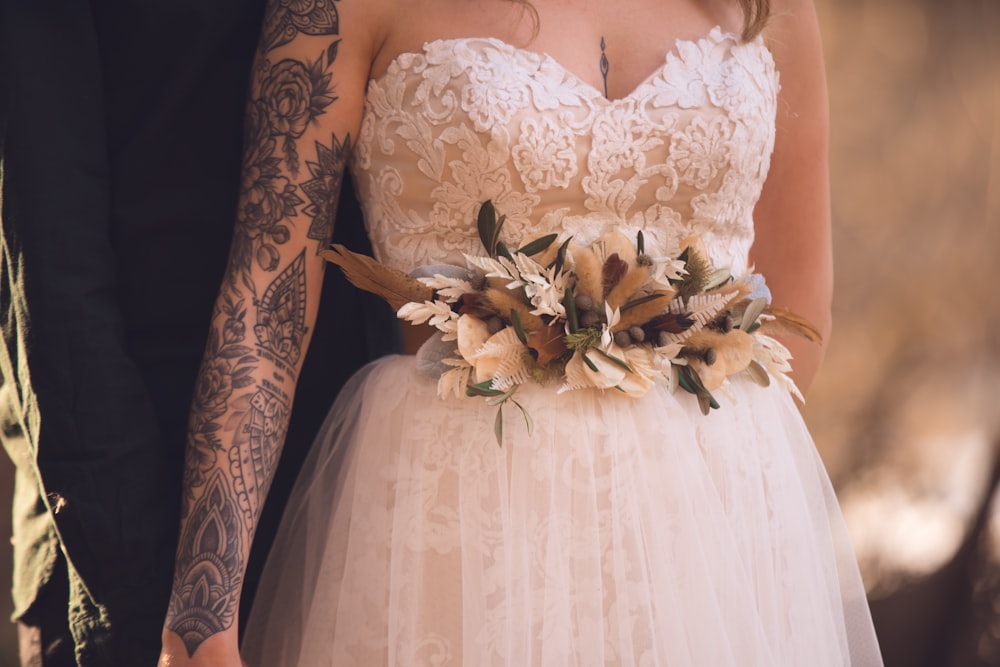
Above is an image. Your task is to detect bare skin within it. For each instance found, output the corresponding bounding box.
[158,1,831,665]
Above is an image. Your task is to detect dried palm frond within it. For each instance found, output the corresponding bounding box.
[612,290,674,332]
[321,244,433,310]
[483,288,546,331]
[759,306,823,343]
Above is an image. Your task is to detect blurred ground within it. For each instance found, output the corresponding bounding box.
[1,0,998,665]
[810,0,1000,665]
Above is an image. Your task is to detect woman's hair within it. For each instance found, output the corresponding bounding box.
[508,0,771,41]
[735,0,771,40]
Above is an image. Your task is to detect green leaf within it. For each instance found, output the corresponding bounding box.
[739,297,768,332]
[704,269,733,290]
[549,236,573,273]
[595,348,633,372]
[496,240,513,261]
[486,386,518,406]
[746,360,771,387]
[636,229,645,255]
[466,380,505,397]
[518,233,558,256]
[621,292,669,312]
[512,399,534,436]
[492,214,508,256]
[494,405,504,446]
[678,365,720,412]
[676,366,698,396]
[564,285,579,333]
[511,309,528,344]
[582,353,599,372]
[477,200,497,254]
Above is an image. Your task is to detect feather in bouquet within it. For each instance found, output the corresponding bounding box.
[322,201,820,444]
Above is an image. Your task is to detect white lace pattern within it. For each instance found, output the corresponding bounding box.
[353,27,778,275]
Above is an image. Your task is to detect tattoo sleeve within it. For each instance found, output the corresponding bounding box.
[164,0,356,656]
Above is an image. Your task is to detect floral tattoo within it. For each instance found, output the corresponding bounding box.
[167,0,349,656]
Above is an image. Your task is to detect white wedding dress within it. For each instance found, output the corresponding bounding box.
[243,28,883,666]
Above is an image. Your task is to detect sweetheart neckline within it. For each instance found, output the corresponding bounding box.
[368,26,762,105]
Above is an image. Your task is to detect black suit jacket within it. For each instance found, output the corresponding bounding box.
[0,1,393,663]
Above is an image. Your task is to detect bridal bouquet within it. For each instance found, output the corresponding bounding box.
[323,202,819,441]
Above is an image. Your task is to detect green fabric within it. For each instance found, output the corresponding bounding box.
[1,385,57,621]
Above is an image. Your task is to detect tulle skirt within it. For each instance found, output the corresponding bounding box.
[242,355,882,666]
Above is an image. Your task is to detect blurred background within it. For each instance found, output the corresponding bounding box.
[1,0,997,664]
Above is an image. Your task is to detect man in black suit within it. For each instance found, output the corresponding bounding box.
[0,2,392,664]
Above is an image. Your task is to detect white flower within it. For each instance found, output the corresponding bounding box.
[464,254,521,286]
[559,340,655,398]
[512,252,567,318]
[752,334,804,403]
[437,359,473,399]
[397,300,460,339]
[416,274,475,302]
[455,314,530,387]
[601,303,621,348]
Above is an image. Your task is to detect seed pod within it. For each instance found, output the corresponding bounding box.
[614,330,633,347]
[575,294,594,311]
[628,326,645,342]
[658,331,673,347]
[579,310,601,329]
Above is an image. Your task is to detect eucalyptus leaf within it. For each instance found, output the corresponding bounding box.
[564,285,579,332]
[550,236,573,273]
[676,366,698,396]
[582,353,599,373]
[739,297,768,332]
[494,405,504,447]
[704,269,733,291]
[496,241,513,261]
[492,214,508,256]
[595,348,633,373]
[467,380,505,397]
[518,233,558,256]
[512,398,534,436]
[477,201,497,254]
[487,385,519,407]
[746,360,771,387]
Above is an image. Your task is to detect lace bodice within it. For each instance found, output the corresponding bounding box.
[352,27,778,275]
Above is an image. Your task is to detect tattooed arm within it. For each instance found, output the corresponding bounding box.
[158,1,383,664]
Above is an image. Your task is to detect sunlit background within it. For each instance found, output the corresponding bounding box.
[1,1,997,664]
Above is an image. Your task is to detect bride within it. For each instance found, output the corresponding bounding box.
[159,0,883,665]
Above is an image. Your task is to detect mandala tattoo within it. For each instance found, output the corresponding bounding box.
[229,383,289,527]
[302,132,351,247]
[169,0,347,655]
[261,0,340,53]
[254,250,308,367]
[167,471,245,657]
